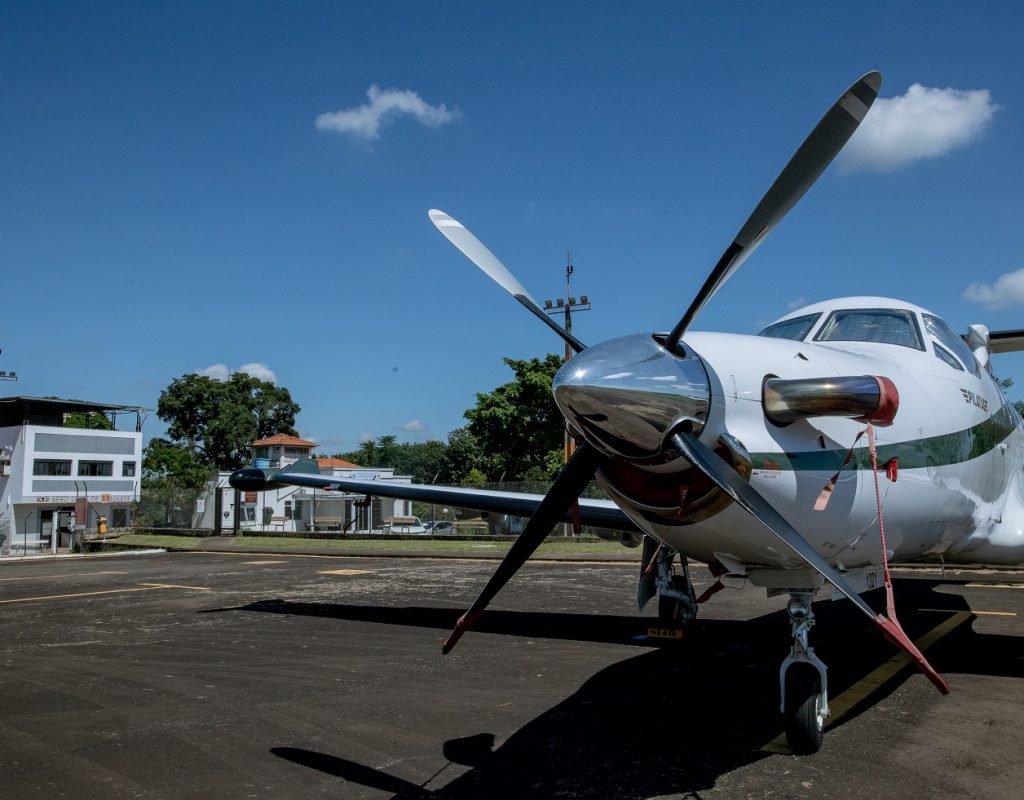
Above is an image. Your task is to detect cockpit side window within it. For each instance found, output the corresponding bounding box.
[933,342,964,371]
[758,313,821,341]
[922,313,981,377]
[814,308,924,350]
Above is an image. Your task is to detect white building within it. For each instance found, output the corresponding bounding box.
[196,434,414,533]
[0,397,145,553]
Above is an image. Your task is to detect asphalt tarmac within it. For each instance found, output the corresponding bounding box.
[0,551,1020,799]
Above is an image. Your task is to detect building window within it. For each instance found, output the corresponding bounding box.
[79,460,113,477]
[122,461,137,477]
[33,459,72,476]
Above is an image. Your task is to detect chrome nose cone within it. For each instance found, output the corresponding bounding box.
[552,334,711,460]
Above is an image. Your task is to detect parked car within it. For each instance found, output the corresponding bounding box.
[422,520,456,535]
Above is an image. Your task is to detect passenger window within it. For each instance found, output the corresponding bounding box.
[758,313,821,341]
[814,309,924,350]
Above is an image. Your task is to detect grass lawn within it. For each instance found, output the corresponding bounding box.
[109,533,637,557]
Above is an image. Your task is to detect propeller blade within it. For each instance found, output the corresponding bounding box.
[667,430,949,693]
[442,441,602,654]
[665,71,881,350]
[429,209,587,353]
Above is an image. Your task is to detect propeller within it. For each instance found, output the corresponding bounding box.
[436,73,926,676]
[429,210,586,354]
[664,71,881,351]
[441,442,602,653]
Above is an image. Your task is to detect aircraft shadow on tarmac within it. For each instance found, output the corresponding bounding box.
[202,579,1017,798]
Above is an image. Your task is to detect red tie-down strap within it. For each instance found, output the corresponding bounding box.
[814,427,898,511]
[865,423,949,693]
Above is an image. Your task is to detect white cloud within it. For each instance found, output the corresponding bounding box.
[193,362,278,384]
[238,362,278,384]
[316,85,461,141]
[399,419,427,432]
[840,83,998,173]
[359,431,374,443]
[786,297,806,311]
[963,268,1024,309]
[196,363,230,381]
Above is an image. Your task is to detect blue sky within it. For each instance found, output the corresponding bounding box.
[3,1,1023,452]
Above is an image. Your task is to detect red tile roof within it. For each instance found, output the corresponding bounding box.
[317,457,361,469]
[251,433,317,448]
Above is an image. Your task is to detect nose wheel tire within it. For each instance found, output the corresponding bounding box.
[784,663,825,754]
[657,574,696,626]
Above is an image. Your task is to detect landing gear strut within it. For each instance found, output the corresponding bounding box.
[655,548,698,626]
[780,590,828,754]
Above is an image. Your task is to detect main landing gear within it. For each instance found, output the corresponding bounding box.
[780,590,828,754]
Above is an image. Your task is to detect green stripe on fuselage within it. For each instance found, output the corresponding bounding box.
[751,401,1019,472]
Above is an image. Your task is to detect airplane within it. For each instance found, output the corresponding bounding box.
[230,71,1024,754]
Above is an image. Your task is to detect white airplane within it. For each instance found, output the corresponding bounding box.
[230,71,1024,753]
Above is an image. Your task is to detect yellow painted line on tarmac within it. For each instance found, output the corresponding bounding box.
[761,610,973,755]
[241,560,289,565]
[137,583,212,591]
[319,569,371,576]
[0,570,128,582]
[965,583,1024,589]
[920,607,1016,617]
[0,582,210,604]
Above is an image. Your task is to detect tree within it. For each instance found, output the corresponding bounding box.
[63,411,113,430]
[336,435,451,484]
[464,354,565,481]
[142,438,212,489]
[137,438,214,529]
[437,427,494,484]
[156,372,300,470]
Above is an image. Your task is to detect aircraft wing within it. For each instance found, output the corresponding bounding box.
[989,328,1024,354]
[230,462,641,534]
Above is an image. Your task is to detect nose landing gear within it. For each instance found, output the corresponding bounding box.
[653,546,698,626]
[780,590,828,754]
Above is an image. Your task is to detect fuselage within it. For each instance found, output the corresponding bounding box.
[579,297,1024,569]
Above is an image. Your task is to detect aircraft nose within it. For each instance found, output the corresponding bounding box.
[552,333,711,460]
[229,467,270,492]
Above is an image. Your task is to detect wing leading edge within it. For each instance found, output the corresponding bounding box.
[228,460,640,534]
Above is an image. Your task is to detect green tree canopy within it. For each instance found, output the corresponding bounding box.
[334,435,451,484]
[464,354,564,481]
[142,438,213,489]
[63,411,113,430]
[156,372,300,470]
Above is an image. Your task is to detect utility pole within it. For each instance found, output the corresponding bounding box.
[543,253,591,464]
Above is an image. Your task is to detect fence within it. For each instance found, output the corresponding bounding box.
[132,476,613,537]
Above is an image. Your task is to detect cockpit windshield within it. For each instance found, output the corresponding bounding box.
[758,313,820,341]
[814,308,924,350]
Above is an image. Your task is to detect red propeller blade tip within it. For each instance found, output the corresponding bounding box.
[442,609,483,655]
[874,615,951,694]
